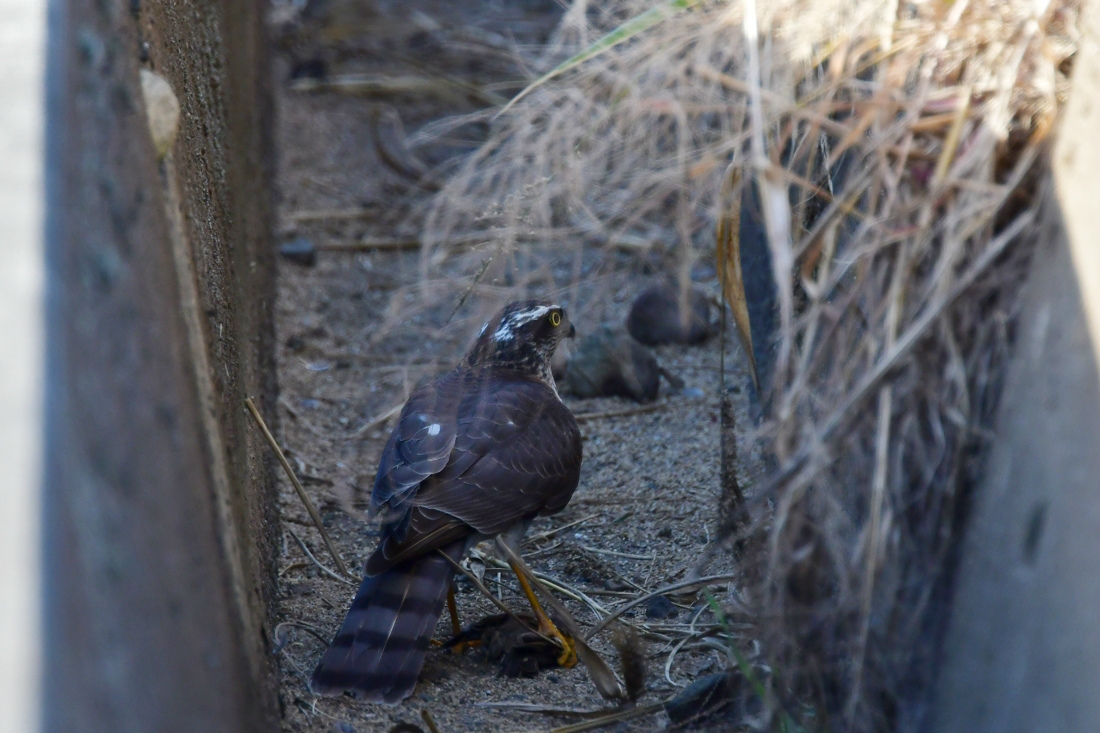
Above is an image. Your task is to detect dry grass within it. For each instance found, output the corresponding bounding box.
[397,0,1085,729]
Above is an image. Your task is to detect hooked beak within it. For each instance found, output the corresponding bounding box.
[567,323,576,340]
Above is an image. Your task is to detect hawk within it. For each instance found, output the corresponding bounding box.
[311,300,582,703]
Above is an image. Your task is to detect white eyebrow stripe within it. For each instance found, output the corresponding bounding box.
[491,305,557,342]
[507,305,552,323]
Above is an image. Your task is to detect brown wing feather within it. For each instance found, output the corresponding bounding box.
[371,371,464,518]
[418,385,581,533]
[365,368,581,575]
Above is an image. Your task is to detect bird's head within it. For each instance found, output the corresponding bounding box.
[465,300,576,380]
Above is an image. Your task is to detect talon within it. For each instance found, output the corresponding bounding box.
[449,639,480,654]
[540,621,578,668]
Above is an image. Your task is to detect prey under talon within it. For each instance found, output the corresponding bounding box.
[445,612,567,677]
[509,558,579,669]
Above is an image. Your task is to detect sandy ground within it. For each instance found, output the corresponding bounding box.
[269,2,755,730]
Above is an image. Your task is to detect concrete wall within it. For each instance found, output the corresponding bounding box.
[42,0,279,730]
[0,0,47,730]
[929,0,1100,729]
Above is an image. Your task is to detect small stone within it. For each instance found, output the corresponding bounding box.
[563,326,659,403]
[645,594,678,620]
[665,670,748,729]
[682,386,706,399]
[139,69,180,159]
[626,284,712,345]
[280,237,317,266]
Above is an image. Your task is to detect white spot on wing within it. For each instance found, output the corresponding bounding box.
[427,423,441,436]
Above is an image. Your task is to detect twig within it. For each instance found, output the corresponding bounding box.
[524,512,601,543]
[347,401,404,439]
[663,627,724,687]
[273,619,332,652]
[474,550,613,619]
[287,528,355,587]
[279,561,309,577]
[548,702,666,733]
[444,251,495,326]
[321,238,421,252]
[581,545,655,561]
[420,709,442,733]
[288,206,380,223]
[245,397,351,578]
[585,574,744,640]
[290,74,502,104]
[573,402,665,423]
[476,702,617,717]
[278,396,327,438]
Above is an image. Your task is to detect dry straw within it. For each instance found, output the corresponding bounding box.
[406,0,1082,729]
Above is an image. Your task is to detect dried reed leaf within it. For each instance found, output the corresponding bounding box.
[716,164,758,389]
[501,0,702,114]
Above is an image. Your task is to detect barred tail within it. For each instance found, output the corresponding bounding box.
[310,541,463,703]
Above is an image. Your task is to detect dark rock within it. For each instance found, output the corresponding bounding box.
[645,594,678,619]
[657,526,673,539]
[563,326,659,403]
[290,57,327,81]
[626,284,711,345]
[665,669,759,729]
[280,237,316,266]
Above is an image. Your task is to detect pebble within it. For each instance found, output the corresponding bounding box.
[280,237,317,266]
[665,669,750,728]
[645,594,678,619]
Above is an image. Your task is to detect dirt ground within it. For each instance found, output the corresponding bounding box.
[268,2,755,730]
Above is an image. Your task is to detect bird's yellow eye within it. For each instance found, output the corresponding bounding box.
[549,311,562,327]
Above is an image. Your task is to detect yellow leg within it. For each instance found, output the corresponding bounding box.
[447,586,461,636]
[446,586,471,653]
[509,561,578,668]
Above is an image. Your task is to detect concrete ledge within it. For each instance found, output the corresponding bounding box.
[930,0,1100,728]
[42,0,278,730]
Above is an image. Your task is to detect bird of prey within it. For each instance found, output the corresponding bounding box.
[311,300,583,703]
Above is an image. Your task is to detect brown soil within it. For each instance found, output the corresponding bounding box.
[269,2,755,731]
